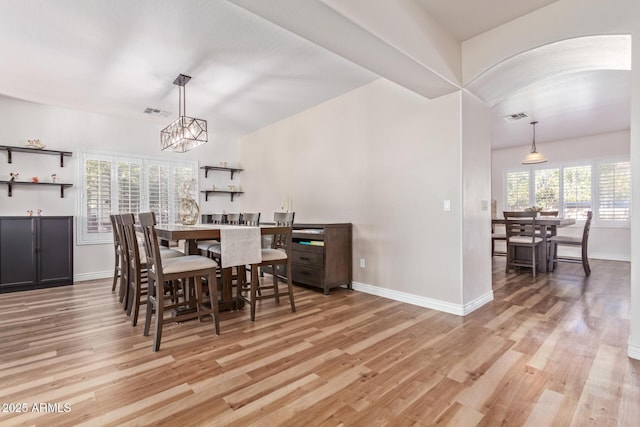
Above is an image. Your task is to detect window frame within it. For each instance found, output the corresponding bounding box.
[503,157,630,228]
[77,150,198,245]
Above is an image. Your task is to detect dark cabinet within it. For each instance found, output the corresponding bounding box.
[0,216,73,292]
[288,223,352,295]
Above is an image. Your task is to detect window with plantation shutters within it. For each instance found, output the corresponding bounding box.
[148,163,171,226]
[505,171,529,211]
[504,158,629,227]
[563,165,591,220]
[598,161,631,223]
[534,168,560,211]
[83,157,112,240]
[78,151,197,244]
[118,160,142,214]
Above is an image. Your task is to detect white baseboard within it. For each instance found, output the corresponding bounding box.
[589,253,630,262]
[351,281,493,316]
[628,341,640,360]
[74,271,113,283]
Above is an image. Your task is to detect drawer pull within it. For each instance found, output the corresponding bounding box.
[299,256,310,261]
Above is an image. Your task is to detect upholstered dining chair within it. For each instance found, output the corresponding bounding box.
[121,213,184,326]
[139,212,220,351]
[197,213,224,255]
[491,223,506,256]
[112,214,130,305]
[110,214,124,293]
[548,210,593,275]
[504,211,544,278]
[241,212,261,226]
[243,220,296,321]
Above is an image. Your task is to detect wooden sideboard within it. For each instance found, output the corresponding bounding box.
[284,223,352,295]
[0,216,73,293]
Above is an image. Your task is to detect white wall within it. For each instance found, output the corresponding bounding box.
[628,22,640,359]
[239,78,492,314]
[461,92,493,307]
[491,130,631,261]
[0,96,240,280]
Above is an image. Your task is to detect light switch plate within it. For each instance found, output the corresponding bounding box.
[444,200,451,211]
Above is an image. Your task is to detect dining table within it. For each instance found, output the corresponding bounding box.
[153,223,290,310]
[492,216,575,272]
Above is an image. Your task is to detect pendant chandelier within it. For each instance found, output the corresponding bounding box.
[521,121,547,165]
[160,74,208,152]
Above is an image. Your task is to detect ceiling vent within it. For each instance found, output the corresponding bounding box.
[143,107,171,117]
[502,112,529,122]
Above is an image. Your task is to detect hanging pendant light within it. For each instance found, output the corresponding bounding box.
[521,121,547,164]
[160,74,208,152]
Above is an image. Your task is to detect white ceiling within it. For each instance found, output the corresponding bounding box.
[0,0,632,150]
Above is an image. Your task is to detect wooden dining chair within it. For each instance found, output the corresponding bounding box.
[121,213,184,326]
[113,214,131,306]
[504,211,544,278]
[491,223,506,256]
[226,213,241,225]
[139,212,220,351]
[243,223,296,321]
[549,210,592,275]
[241,212,261,226]
[197,213,224,255]
[109,214,124,293]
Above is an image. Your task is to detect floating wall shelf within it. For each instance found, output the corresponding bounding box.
[200,190,243,202]
[0,181,73,198]
[200,165,243,180]
[0,145,73,167]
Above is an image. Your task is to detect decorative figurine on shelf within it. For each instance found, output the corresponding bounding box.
[31,176,39,183]
[27,210,33,217]
[26,139,46,149]
[10,172,19,182]
[51,173,58,183]
[37,209,42,216]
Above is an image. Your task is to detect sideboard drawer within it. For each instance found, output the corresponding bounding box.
[291,264,324,287]
[290,249,324,267]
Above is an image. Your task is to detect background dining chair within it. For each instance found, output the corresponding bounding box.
[548,210,593,275]
[491,223,506,256]
[504,211,543,278]
[139,212,220,351]
[197,213,224,255]
[226,213,241,225]
[241,212,261,226]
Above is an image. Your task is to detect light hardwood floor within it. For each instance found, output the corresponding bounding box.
[0,258,638,426]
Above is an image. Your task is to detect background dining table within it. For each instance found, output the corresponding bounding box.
[492,216,575,272]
